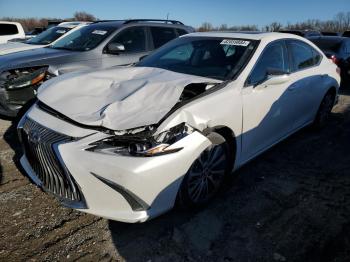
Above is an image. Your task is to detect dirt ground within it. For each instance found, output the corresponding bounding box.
[1,89,350,262]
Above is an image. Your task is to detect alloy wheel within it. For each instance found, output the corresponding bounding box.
[186,144,227,204]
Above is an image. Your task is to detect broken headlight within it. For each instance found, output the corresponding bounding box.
[4,67,48,90]
[87,123,194,157]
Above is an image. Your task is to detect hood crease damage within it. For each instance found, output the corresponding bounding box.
[37,67,221,131]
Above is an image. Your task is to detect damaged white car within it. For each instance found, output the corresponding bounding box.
[18,32,340,222]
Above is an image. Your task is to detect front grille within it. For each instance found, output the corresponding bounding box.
[20,117,85,206]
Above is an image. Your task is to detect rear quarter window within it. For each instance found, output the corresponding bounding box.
[150,27,177,48]
[176,28,189,36]
[289,40,321,71]
[0,24,19,36]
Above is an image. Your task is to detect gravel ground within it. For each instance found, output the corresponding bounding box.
[0,89,350,262]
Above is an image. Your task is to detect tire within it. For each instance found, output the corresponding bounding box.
[313,91,335,129]
[177,133,231,208]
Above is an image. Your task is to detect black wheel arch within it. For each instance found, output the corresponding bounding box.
[203,125,237,172]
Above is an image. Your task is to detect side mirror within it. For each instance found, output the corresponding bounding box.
[264,73,290,86]
[255,68,290,88]
[106,43,125,55]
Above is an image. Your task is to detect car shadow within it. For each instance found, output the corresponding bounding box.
[0,158,2,185]
[339,86,350,96]
[3,120,22,172]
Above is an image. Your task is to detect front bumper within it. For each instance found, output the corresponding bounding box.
[0,88,22,117]
[0,81,38,117]
[18,104,211,222]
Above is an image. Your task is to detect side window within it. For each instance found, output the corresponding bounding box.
[150,27,177,49]
[247,41,289,86]
[176,28,188,36]
[109,27,146,53]
[289,40,319,71]
[0,24,19,36]
[313,49,322,64]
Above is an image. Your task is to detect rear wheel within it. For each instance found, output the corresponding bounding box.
[177,133,230,208]
[313,91,335,128]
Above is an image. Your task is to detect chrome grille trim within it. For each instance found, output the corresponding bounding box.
[19,117,86,208]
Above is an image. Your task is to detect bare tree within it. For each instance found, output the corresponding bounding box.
[219,24,228,31]
[198,22,213,32]
[73,11,96,22]
[334,12,350,31]
[265,22,283,32]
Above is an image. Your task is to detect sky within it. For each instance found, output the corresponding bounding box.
[0,0,349,28]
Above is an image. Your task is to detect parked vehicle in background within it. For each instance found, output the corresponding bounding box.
[25,27,47,39]
[0,21,25,44]
[0,19,194,118]
[47,20,62,29]
[279,29,321,37]
[18,32,340,223]
[0,22,90,55]
[322,32,341,36]
[308,36,350,87]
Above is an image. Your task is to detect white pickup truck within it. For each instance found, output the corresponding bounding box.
[0,21,25,44]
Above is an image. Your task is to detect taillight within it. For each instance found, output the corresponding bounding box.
[331,55,340,65]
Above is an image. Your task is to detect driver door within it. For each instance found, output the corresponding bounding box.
[101,26,150,68]
[241,40,297,161]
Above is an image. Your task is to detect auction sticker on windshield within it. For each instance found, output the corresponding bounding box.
[92,30,107,35]
[56,30,67,34]
[220,39,250,46]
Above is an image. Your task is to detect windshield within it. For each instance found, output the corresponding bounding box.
[310,39,342,53]
[50,25,116,51]
[137,36,257,80]
[26,26,72,45]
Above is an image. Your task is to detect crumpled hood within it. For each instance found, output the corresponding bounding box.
[38,66,221,130]
[0,42,44,55]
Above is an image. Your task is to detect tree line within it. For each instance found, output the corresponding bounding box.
[1,12,96,32]
[1,11,349,33]
[198,11,350,33]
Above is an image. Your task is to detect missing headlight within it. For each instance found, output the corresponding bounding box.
[87,123,193,157]
[4,67,49,90]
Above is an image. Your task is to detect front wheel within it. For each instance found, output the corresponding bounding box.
[313,91,335,129]
[177,133,230,208]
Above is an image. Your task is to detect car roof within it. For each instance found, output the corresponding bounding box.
[308,36,348,42]
[182,31,305,41]
[91,19,190,28]
[58,21,91,28]
[0,21,22,26]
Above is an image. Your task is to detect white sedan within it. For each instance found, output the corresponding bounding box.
[18,32,340,223]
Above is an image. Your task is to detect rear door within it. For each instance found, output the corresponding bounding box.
[286,40,324,128]
[149,26,178,50]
